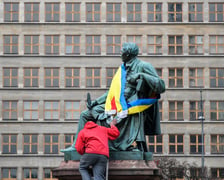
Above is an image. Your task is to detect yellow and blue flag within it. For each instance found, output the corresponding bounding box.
[105,64,159,119]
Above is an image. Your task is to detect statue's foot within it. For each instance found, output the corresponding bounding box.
[60,146,76,153]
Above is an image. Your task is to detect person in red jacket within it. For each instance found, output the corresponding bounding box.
[75,118,120,180]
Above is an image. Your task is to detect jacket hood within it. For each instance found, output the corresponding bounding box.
[84,121,98,129]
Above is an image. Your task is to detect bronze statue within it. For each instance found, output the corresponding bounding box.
[62,42,165,153]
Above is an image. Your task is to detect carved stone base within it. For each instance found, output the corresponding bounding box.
[52,159,160,180]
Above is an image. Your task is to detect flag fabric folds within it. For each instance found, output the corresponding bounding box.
[105,64,159,119]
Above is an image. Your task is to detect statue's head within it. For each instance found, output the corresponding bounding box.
[121,42,139,63]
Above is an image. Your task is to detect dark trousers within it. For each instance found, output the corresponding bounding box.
[79,153,108,180]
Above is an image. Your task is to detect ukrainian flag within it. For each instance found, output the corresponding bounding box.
[105,64,159,119]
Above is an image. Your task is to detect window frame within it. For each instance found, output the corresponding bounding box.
[147,35,163,55]
[106,35,121,55]
[65,2,80,22]
[23,101,39,120]
[106,3,121,22]
[23,68,39,87]
[44,134,59,154]
[168,134,184,154]
[3,67,18,87]
[64,100,81,120]
[85,67,101,87]
[4,2,19,22]
[24,3,40,22]
[45,3,60,22]
[168,101,184,121]
[188,3,203,22]
[44,101,60,120]
[44,68,60,87]
[23,134,38,154]
[147,3,162,22]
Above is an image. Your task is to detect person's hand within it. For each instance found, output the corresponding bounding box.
[110,119,117,126]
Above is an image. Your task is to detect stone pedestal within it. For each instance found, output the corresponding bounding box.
[53,159,160,180]
[52,151,161,180]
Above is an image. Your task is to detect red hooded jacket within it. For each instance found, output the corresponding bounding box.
[75,121,120,158]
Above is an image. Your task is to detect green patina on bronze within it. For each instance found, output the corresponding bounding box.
[61,42,166,160]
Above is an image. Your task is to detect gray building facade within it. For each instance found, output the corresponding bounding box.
[0,0,224,179]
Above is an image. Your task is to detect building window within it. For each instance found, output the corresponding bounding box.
[86,3,100,22]
[106,3,121,22]
[23,168,38,180]
[210,101,224,121]
[209,35,224,54]
[2,168,17,180]
[64,134,75,148]
[43,168,58,180]
[44,68,59,87]
[127,35,142,54]
[169,101,184,121]
[210,35,224,54]
[86,35,101,55]
[147,35,162,54]
[45,3,60,22]
[44,134,59,154]
[188,3,203,22]
[169,134,184,154]
[168,35,183,55]
[24,3,39,22]
[106,35,121,55]
[189,68,204,87]
[210,68,224,87]
[45,35,59,55]
[168,3,182,22]
[190,101,204,121]
[127,3,142,22]
[159,101,163,121]
[211,168,224,179]
[106,67,117,87]
[24,68,39,87]
[44,101,60,120]
[65,3,80,22]
[209,3,224,22]
[2,134,17,154]
[147,135,163,154]
[64,101,81,120]
[190,134,204,154]
[147,3,162,22]
[3,101,18,120]
[65,68,80,87]
[4,35,18,54]
[211,134,224,153]
[65,35,80,54]
[23,101,39,120]
[86,68,101,87]
[24,35,39,54]
[23,134,38,154]
[3,68,18,87]
[168,68,183,87]
[4,2,19,22]
[189,35,204,54]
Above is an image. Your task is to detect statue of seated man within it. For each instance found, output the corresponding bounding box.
[62,42,165,152]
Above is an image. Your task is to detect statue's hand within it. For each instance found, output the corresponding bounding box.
[87,100,98,110]
[127,73,140,84]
